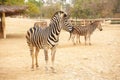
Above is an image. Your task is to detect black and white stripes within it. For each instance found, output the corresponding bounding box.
[69,21,103,45]
[26,11,73,72]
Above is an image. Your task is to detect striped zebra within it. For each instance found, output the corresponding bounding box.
[34,21,47,28]
[68,26,80,45]
[26,11,73,72]
[69,21,103,45]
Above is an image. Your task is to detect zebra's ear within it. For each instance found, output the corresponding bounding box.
[59,11,68,18]
[63,13,67,18]
[60,13,67,19]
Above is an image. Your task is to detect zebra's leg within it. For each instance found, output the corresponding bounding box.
[72,35,76,45]
[79,36,81,44]
[89,36,91,45]
[77,35,81,44]
[35,47,39,68]
[76,34,79,44]
[84,36,87,45]
[44,49,49,71]
[30,46,35,69]
[51,47,56,72]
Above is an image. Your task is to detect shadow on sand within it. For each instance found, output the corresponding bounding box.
[58,43,81,48]
[6,34,25,39]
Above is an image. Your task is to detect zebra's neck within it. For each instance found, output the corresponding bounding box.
[47,16,62,47]
[49,17,61,35]
[89,24,97,33]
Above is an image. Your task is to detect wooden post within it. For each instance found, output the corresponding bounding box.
[1,12,6,39]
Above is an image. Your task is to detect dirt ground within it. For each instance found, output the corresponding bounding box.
[0,18,120,80]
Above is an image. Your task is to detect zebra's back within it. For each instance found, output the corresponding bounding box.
[75,26,88,36]
[26,26,50,49]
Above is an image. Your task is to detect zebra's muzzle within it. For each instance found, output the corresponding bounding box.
[69,27,74,33]
[100,29,103,31]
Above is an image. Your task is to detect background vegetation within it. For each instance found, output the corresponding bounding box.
[0,0,120,18]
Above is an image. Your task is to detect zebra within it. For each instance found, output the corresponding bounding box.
[26,11,73,72]
[34,21,47,28]
[69,21,103,45]
[68,26,80,45]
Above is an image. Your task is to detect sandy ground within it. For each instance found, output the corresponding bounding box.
[0,18,120,80]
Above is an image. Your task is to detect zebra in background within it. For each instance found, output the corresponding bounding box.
[34,21,47,28]
[68,26,80,45]
[69,21,103,45]
[26,11,73,72]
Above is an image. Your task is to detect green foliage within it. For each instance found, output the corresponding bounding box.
[71,0,92,19]
[0,0,24,5]
[25,2,40,17]
[25,0,43,18]
[0,0,43,18]
[28,0,43,8]
[113,0,120,13]
[70,0,119,18]
[40,4,61,18]
[0,0,119,18]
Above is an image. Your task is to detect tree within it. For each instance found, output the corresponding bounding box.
[25,0,43,18]
[25,2,40,18]
[113,0,120,13]
[0,0,24,5]
[40,3,61,18]
[28,0,43,7]
[70,0,119,18]
[70,0,84,19]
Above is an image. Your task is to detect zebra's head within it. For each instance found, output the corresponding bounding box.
[93,21,103,31]
[52,11,67,20]
[62,18,74,33]
[52,11,74,32]
[97,21,103,31]
[59,12,74,33]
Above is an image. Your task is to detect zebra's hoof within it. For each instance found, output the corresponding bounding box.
[45,66,48,71]
[31,67,34,71]
[31,65,34,68]
[73,43,76,45]
[36,65,39,70]
[36,64,39,68]
[45,67,49,73]
[89,43,91,45]
[50,67,56,73]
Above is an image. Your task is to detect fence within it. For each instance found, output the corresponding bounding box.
[70,18,120,26]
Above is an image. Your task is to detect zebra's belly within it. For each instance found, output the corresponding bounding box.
[79,31,88,36]
[31,39,58,49]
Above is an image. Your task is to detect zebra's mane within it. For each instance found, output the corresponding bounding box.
[51,11,67,21]
[88,21,99,29]
[49,11,67,27]
[49,11,61,24]
[51,11,64,19]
